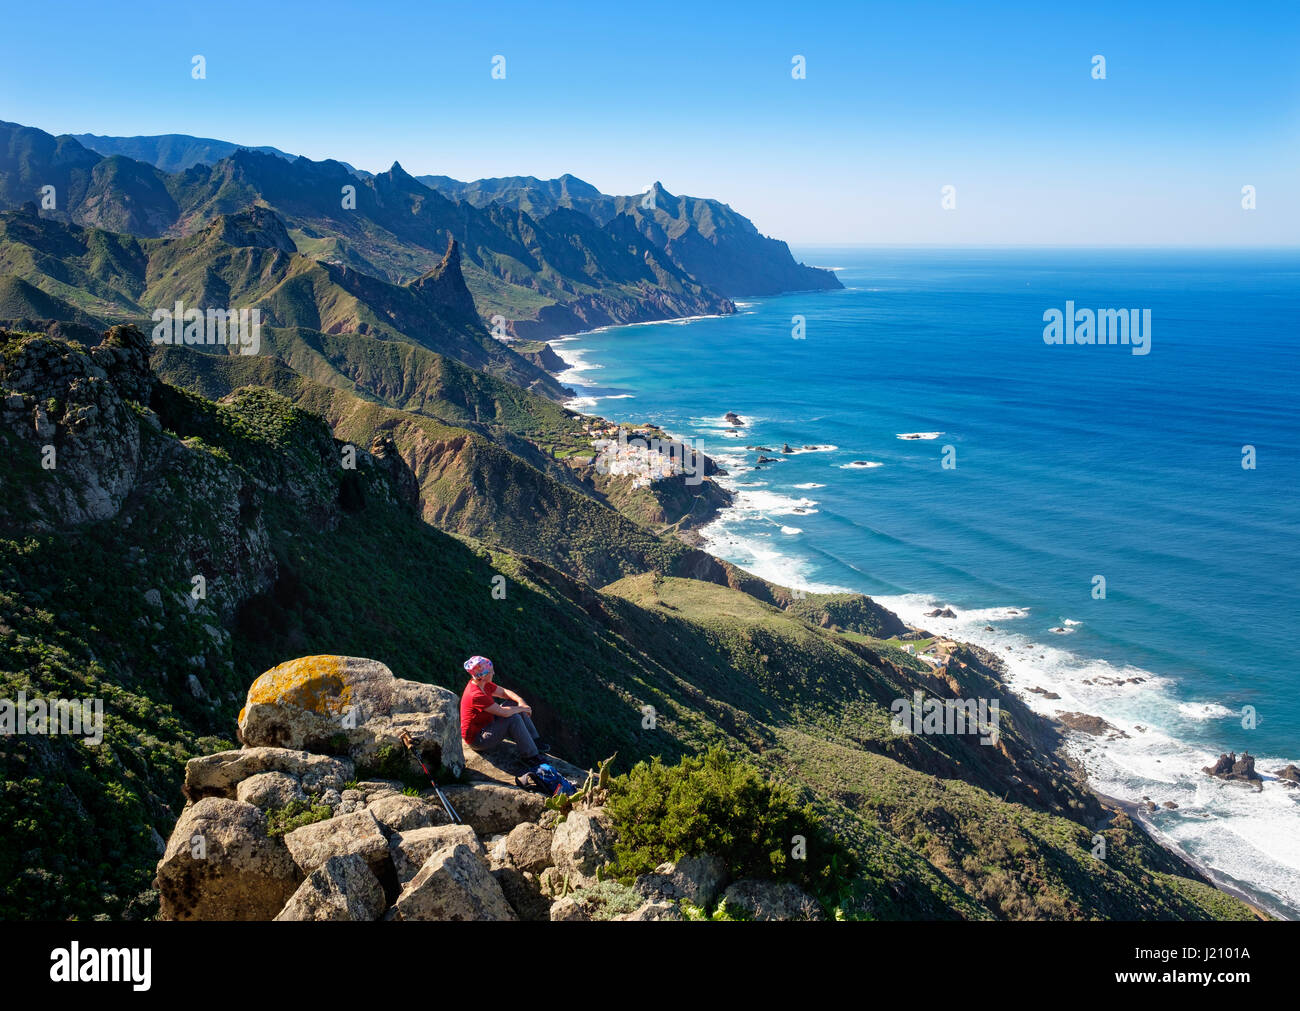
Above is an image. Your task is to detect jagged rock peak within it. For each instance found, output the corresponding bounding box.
[206,205,297,253]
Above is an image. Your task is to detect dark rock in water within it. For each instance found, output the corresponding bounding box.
[1058,712,1128,739]
[1162,801,1179,810]
[984,625,995,631]
[782,443,794,454]
[746,446,772,452]
[1202,751,1263,786]
[724,412,744,426]
[924,607,957,619]
[756,455,780,464]
[1273,764,1300,786]
[1140,801,1158,813]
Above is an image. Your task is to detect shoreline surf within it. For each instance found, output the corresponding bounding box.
[552,285,1300,920]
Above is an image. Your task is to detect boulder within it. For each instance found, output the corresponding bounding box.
[283,809,390,876]
[549,896,591,922]
[719,880,825,921]
[505,822,554,873]
[634,853,728,908]
[237,655,463,775]
[493,867,551,921]
[390,825,485,883]
[392,843,516,921]
[618,900,686,921]
[184,747,353,801]
[439,783,543,836]
[154,798,300,921]
[274,853,386,921]
[550,808,613,885]
[366,794,448,833]
[236,771,307,809]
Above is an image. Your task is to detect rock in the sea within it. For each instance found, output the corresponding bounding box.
[390,825,485,883]
[781,443,794,454]
[550,808,614,885]
[154,798,301,921]
[1058,712,1128,739]
[274,853,386,921]
[634,854,728,908]
[184,747,353,801]
[237,655,463,775]
[392,843,516,921]
[440,782,544,836]
[1162,801,1179,810]
[719,879,825,921]
[1273,764,1300,786]
[724,412,745,427]
[505,822,554,873]
[1203,751,1263,785]
[924,607,957,619]
[283,809,390,876]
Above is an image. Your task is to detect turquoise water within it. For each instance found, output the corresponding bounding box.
[553,247,1300,916]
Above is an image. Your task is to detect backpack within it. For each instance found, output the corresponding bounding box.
[521,762,576,797]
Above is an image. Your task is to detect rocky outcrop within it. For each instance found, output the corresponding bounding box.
[184,747,353,801]
[1203,752,1263,786]
[155,798,301,921]
[390,825,484,883]
[719,880,825,921]
[154,657,831,922]
[237,655,462,775]
[390,842,516,921]
[634,854,728,908]
[1273,764,1300,787]
[284,809,392,876]
[550,808,614,887]
[440,782,543,836]
[274,854,386,921]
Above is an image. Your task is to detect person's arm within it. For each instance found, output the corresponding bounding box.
[492,683,528,708]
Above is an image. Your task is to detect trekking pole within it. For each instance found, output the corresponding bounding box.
[399,731,461,824]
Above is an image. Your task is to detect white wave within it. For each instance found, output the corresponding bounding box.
[896,432,944,440]
[794,482,826,489]
[877,590,1300,917]
[1177,702,1235,721]
[786,444,838,454]
[839,461,883,469]
[780,526,803,535]
[1063,618,1082,626]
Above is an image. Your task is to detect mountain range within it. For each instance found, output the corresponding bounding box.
[1,122,839,339]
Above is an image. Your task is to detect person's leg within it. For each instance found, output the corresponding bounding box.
[504,712,539,759]
[471,716,509,752]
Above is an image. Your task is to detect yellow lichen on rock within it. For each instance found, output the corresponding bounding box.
[238,655,353,725]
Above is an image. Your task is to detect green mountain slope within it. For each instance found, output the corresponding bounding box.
[0,325,1255,922]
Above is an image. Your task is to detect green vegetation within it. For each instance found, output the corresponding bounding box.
[605,748,856,913]
[265,799,333,838]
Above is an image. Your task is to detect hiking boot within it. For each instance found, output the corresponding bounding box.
[533,740,552,756]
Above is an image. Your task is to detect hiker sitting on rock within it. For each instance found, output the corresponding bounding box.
[460,655,550,761]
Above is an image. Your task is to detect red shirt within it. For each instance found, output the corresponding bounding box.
[460,680,497,742]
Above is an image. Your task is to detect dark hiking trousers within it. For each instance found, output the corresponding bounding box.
[471,711,541,759]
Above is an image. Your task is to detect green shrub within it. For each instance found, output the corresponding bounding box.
[265,799,333,837]
[604,747,856,908]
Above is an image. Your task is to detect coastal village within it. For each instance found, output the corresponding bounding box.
[578,419,699,490]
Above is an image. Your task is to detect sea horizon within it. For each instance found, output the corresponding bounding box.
[553,244,1300,919]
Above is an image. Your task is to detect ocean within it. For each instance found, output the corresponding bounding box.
[552,247,1300,918]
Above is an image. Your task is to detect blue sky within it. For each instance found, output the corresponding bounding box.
[3,0,1297,244]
